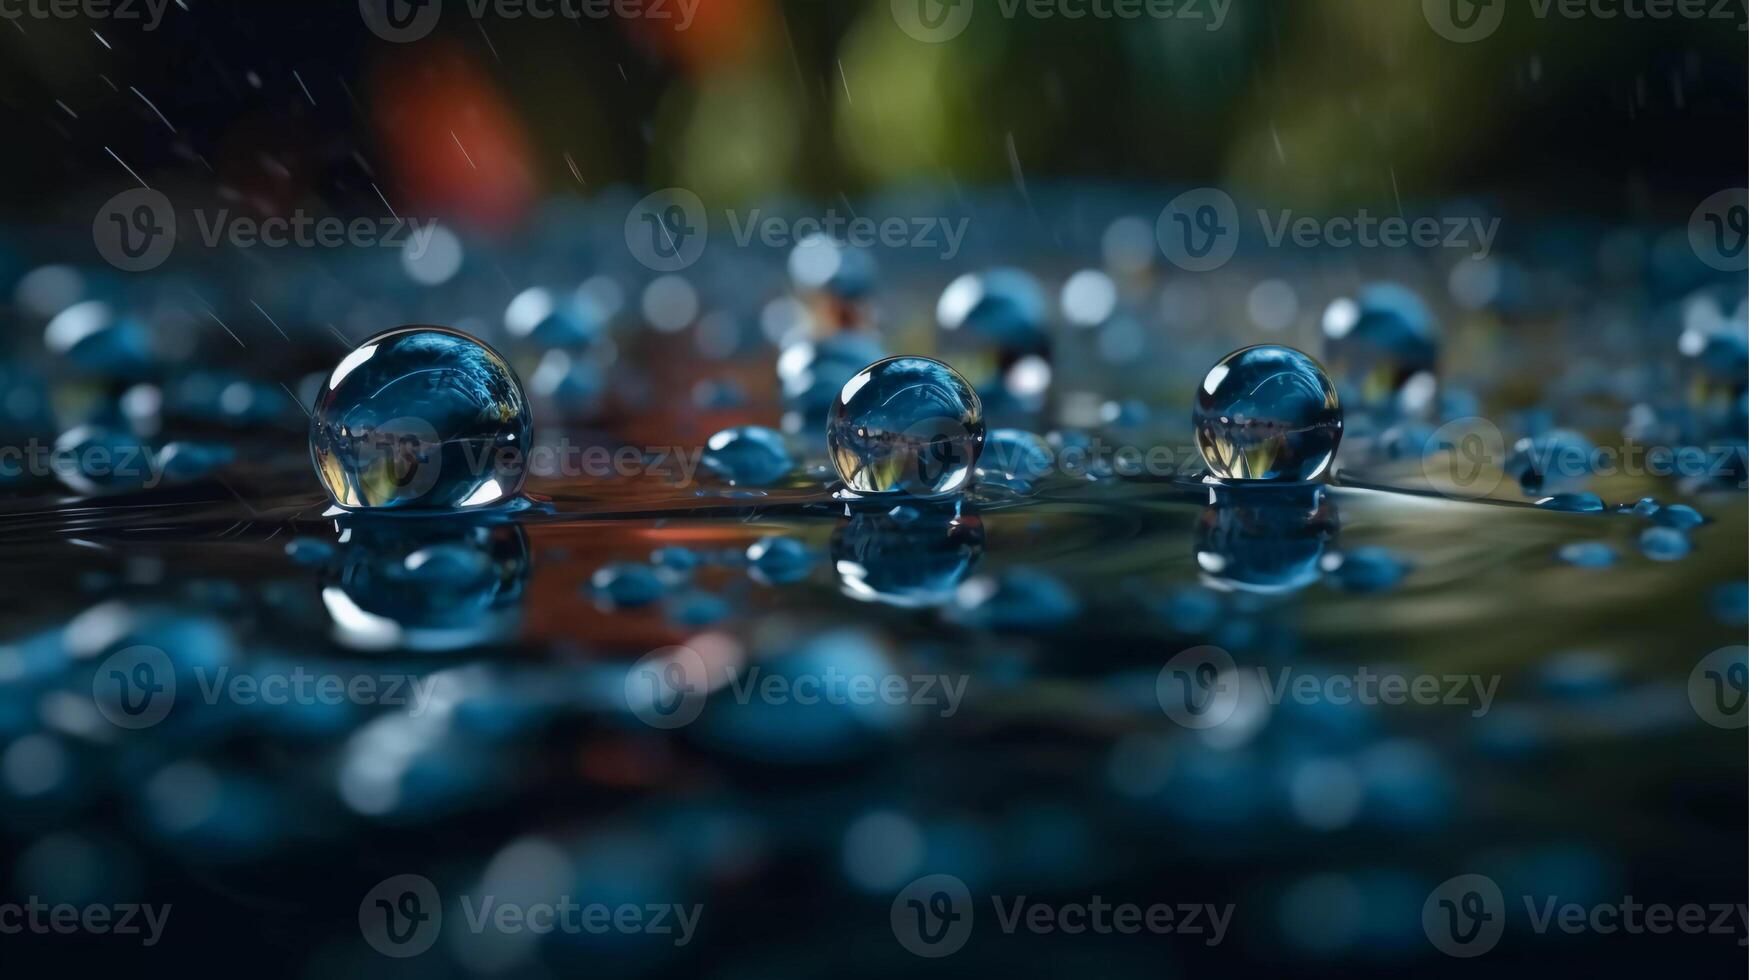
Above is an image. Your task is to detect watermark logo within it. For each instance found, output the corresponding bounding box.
[892,0,975,42]
[626,188,709,272]
[1156,645,1241,729]
[1422,0,1505,42]
[92,645,176,729]
[1156,188,1240,272]
[0,0,174,29]
[893,0,1229,39]
[624,645,711,729]
[891,874,976,957]
[1156,189,1500,271]
[899,415,981,496]
[360,874,443,958]
[0,898,171,946]
[360,0,442,42]
[1425,0,1747,42]
[1688,646,1748,729]
[1157,646,1500,727]
[890,874,1233,957]
[1424,873,1749,955]
[1690,188,1749,273]
[1422,416,1507,499]
[93,188,175,273]
[1423,874,1506,957]
[94,192,438,273]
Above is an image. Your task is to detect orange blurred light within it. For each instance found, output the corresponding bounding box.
[368,40,537,235]
[628,0,773,74]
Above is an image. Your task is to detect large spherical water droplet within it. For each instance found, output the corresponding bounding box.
[310,326,530,511]
[828,356,985,497]
[1320,283,1439,417]
[1194,345,1343,483]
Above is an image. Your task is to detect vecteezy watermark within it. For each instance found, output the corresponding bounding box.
[91,645,443,730]
[890,874,1232,957]
[1423,873,1749,956]
[359,874,701,958]
[360,0,699,43]
[624,188,970,271]
[1424,0,1747,43]
[892,0,1231,43]
[0,0,175,29]
[1155,188,1500,272]
[1419,417,1749,499]
[1688,646,1748,729]
[0,898,172,947]
[1690,188,1749,273]
[1156,646,1500,730]
[359,874,443,958]
[93,189,437,273]
[621,645,969,729]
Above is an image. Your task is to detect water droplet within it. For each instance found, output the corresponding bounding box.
[700,426,794,487]
[1507,430,1596,495]
[310,326,530,511]
[1639,526,1691,562]
[829,356,985,498]
[949,568,1078,629]
[1653,503,1705,529]
[1320,284,1438,417]
[1325,547,1409,593]
[50,425,155,495]
[591,562,665,607]
[1194,345,1343,483]
[1535,493,1605,513]
[1557,541,1617,568]
[746,536,813,585]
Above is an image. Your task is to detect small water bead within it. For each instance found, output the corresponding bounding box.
[1557,541,1618,568]
[154,442,235,483]
[1324,548,1409,593]
[1536,493,1605,513]
[1321,284,1439,416]
[50,425,155,495]
[700,426,794,487]
[746,536,813,585]
[1652,503,1705,529]
[949,568,1079,630]
[528,350,604,415]
[44,300,155,379]
[591,563,665,607]
[1639,527,1692,562]
[310,326,530,511]
[981,429,1055,482]
[1506,430,1596,496]
[777,333,887,436]
[828,356,985,498]
[285,537,336,566]
[1194,345,1343,483]
[937,268,1049,354]
[1677,294,1747,441]
[789,234,875,305]
[665,589,730,627]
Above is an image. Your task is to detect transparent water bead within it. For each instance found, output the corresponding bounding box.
[828,356,985,498]
[1194,345,1343,483]
[700,425,794,487]
[1321,283,1439,416]
[310,326,530,511]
